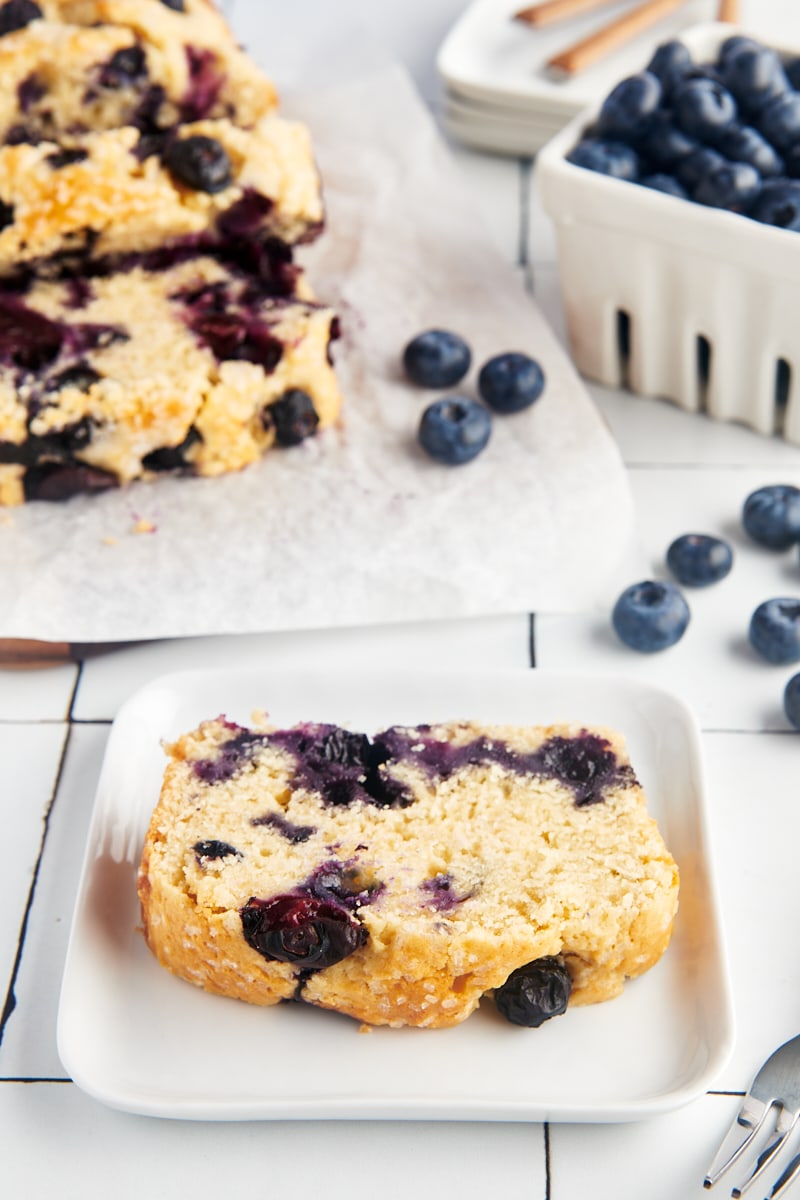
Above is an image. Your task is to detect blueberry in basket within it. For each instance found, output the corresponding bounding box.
[478,352,545,413]
[403,330,471,388]
[742,484,800,550]
[418,396,491,465]
[666,533,733,587]
[564,32,800,233]
[611,580,690,652]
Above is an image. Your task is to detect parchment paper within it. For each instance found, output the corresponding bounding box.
[0,68,634,643]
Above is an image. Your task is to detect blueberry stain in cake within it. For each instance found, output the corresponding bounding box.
[420,872,473,911]
[45,148,89,170]
[182,47,225,121]
[164,134,232,194]
[266,723,413,809]
[160,0,186,11]
[251,811,316,844]
[23,462,117,502]
[193,725,268,784]
[216,189,274,239]
[240,893,367,969]
[17,73,45,113]
[142,427,202,472]
[0,201,13,232]
[0,0,42,37]
[193,839,241,863]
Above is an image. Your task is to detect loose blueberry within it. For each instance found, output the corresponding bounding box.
[240,893,366,969]
[693,160,761,214]
[646,40,692,97]
[784,673,800,730]
[751,181,800,232]
[478,352,545,413]
[566,137,640,181]
[672,77,737,142]
[164,135,232,193]
[749,598,800,664]
[742,484,800,549]
[402,329,471,388]
[0,0,41,36]
[595,71,662,141]
[611,580,690,652]
[418,396,491,466]
[640,173,688,199]
[758,92,800,153]
[717,36,761,66]
[268,389,319,446]
[494,956,572,1028]
[666,533,733,586]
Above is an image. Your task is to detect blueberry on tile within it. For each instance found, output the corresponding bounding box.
[611,580,690,652]
[418,396,491,465]
[566,137,640,181]
[640,173,688,199]
[751,181,800,232]
[402,329,471,388]
[240,894,367,969]
[672,76,737,142]
[269,389,319,446]
[743,484,800,549]
[0,0,42,36]
[749,598,800,664]
[494,956,572,1028]
[784,673,800,730]
[693,160,761,213]
[595,71,662,141]
[717,125,784,177]
[758,92,800,153]
[666,533,733,586]
[646,40,692,97]
[720,42,788,116]
[164,134,232,193]
[478,352,545,413]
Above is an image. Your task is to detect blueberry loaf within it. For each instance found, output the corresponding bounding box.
[0,0,276,144]
[0,251,340,503]
[0,116,323,275]
[137,717,680,1030]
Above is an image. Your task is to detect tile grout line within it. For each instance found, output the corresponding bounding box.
[544,1121,552,1200]
[0,720,73,1047]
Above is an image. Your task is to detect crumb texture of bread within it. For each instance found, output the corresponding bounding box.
[137,718,680,1029]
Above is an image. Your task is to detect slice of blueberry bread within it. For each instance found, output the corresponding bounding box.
[0,0,276,144]
[0,252,340,503]
[0,115,323,276]
[137,717,680,1029]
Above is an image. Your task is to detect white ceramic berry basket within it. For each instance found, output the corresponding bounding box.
[536,22,800,445]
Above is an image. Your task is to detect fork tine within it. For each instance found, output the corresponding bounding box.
[731,1105,800,1198]
[766,1149,800,1199]
[704,1095,773,1188]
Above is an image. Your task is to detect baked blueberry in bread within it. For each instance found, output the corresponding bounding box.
[138,717,679,1029]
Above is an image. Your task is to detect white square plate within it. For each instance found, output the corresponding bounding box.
[57,667,733,1122]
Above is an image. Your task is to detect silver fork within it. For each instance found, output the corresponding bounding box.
[704,1034,800,1199]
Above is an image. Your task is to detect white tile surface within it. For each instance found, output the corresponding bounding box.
[0,726,107,1080]
[0,666,77,722]
[0,1083,546,1200]
[0,724,66,1023]
[74,615,531,721]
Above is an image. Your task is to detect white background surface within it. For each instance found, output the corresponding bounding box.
[4,1,800,1198]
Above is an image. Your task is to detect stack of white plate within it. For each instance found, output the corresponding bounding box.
[437,0,780,156]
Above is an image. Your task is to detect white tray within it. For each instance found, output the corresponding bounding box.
[57,666,734,1122]
[536,23,800,445]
